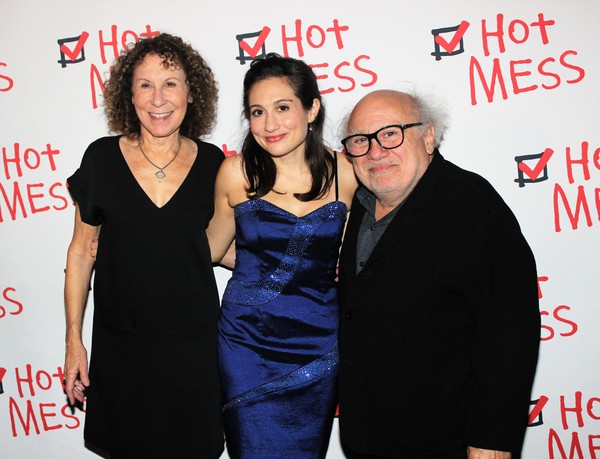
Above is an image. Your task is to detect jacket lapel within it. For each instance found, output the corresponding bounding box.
[359,150,445,273]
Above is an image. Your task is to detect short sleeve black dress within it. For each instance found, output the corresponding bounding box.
[67,136,224,459]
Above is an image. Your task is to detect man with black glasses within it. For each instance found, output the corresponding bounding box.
[337,89,540,459]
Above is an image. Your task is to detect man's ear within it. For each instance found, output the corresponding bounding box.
[424,124,435,154]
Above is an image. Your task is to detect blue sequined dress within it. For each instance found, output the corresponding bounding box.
[218,192,346,459]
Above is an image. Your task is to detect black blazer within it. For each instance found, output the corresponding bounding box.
[338,151,540,457]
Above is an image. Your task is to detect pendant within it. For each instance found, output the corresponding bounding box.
[155,170,166,179]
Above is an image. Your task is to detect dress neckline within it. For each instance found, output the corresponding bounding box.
[117,136,199,209]
[235,198,346,219]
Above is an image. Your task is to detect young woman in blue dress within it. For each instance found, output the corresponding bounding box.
[207,53,358,459]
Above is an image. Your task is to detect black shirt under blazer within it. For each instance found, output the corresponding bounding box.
[338,150,540,457]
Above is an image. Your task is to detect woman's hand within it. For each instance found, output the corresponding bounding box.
[64,340,90,405]
[468,447,511,459]
[90,238,99,261]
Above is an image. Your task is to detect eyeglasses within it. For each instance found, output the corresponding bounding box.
[341,122,423,157]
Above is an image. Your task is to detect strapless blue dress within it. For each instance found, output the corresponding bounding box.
[218,198,347,459]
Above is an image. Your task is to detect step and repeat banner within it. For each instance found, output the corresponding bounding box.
[1,1,598,457]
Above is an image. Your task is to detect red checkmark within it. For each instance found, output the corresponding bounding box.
[60,32,90,62]
[222,143,238,157]
[528,395,549,425]
[435,21,470,53]
[239,27,271,58]
[518,148,554,180]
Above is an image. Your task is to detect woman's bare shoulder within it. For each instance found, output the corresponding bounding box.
[218,153,245,179]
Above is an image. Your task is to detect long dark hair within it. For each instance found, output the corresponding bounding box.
[241,53,333,201]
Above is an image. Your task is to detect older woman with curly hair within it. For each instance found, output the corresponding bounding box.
[63,33,224,458]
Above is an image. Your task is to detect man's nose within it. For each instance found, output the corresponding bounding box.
[367,138,389,159]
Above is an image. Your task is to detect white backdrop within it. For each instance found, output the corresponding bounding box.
[1,1,599,457]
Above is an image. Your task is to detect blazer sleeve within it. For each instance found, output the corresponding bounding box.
[463,205,540,452]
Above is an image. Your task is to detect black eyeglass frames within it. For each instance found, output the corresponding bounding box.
[341,122,424,157]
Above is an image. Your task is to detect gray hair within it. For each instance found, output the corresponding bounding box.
[338,89,450,149]
[409,91,449,149]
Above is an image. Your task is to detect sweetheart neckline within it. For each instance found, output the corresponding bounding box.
[234,198,347,219]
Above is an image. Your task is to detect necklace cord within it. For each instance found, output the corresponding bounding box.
[138,136,182,179]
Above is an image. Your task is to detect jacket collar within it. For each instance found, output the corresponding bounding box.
[353,148,446,273]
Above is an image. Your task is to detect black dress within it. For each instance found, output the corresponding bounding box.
[67,136,224,459]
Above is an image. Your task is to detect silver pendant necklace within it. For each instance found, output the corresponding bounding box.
[138,136,182,179]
